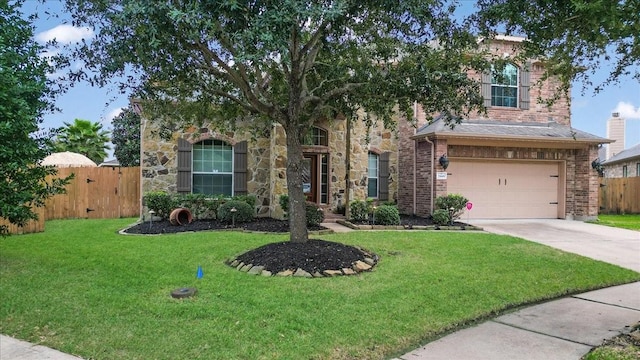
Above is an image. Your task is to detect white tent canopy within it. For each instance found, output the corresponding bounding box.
[41,152,97,168]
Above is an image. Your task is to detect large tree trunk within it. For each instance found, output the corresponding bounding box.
[284,123,309,243]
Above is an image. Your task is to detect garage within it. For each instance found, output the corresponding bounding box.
[446,160,562,219]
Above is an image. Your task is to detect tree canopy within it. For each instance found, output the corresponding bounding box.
[55,118,111,165]
[0,0,70,235]
[111,107,141,167]
[475,0,640,94]
[65,0,490,242]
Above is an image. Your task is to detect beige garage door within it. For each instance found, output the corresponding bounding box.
[447,160,560,219]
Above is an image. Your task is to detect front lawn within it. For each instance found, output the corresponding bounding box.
[1,219,638,360]
[592,214,640,230]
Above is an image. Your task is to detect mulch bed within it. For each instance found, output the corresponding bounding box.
[121,214,448,276]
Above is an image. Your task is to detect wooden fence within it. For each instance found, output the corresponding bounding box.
[599,177,640,214]
[0,207,46,235]
[2,167,140,235]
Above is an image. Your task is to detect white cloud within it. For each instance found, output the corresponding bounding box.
[105,107,125,123]
[36,24,93,44]
[612,101,640,120]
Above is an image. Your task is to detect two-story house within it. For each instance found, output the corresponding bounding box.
[397,36,608,220]
[140,35,607,221]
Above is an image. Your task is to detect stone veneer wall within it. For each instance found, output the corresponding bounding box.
[141,113,399,218]
[605,159,640,178]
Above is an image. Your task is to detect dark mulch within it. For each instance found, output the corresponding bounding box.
[122,214,452,275]
[233,239,376,274]
[352,214,466,227]
[123,217,326,235]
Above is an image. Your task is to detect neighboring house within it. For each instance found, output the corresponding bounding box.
[602,144,640,178]
[140,35,608,220]
[397,36,609,220]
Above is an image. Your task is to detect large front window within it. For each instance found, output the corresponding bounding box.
[192,140,233,195]
[491,63,518,108]
[367,152,378,198]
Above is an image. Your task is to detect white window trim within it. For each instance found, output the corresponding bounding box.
[192,140,235,196]
[491,63,519,108]
[368,152,379,198]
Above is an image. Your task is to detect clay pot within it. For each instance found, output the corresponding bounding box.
[169,208,193,226]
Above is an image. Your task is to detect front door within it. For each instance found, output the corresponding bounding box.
[302,155,317,203]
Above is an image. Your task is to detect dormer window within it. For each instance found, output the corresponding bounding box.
[491,63,518,108]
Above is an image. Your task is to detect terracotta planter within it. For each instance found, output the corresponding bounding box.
[169,208,193,226]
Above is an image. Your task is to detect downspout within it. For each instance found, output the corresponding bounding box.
[423,137,435,215]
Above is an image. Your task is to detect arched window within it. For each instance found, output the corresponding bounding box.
[491,63,518,108]
[303,126,328,146]
[192,139,233,195]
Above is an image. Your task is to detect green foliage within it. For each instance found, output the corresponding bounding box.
[217,200,254,224]
[476,0,640,93]
[279,194,289,215]
[65,0,492,242]
[143,191,177,219]
[349,199,373,223]
[232,194,257,210]
[174,193,222,220]
[0,1,71,235]
[431,209,451,226]
[111,107,140,167]
[305,202,325,227]
[373,205,400,225]
[55,119,111,165]
[435,194,469,222]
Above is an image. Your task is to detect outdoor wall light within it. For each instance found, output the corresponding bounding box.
[439,154,449,170]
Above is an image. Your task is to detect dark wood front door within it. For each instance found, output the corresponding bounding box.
[302,155,317,203]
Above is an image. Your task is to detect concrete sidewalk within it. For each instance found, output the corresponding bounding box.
[395,282,640,360]
[0,335,83,360]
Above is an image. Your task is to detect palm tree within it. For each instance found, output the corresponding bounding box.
[55,119,111,164]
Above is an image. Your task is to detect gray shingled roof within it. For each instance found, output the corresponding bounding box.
[602,143,640,164]
[414,118,609,143]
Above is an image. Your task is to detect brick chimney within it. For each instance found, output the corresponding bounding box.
[606,112,625,160]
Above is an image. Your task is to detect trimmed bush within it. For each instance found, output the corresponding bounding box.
[431,209,450,226]
[232,194,257,210]
[349,199,371,222]
[435,193,469,222]
[306,202,325,227]
[374,205,400,225]
[217,200,254,224]
[143,191,177,219]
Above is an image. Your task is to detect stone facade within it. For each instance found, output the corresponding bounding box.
[141,113,398,218]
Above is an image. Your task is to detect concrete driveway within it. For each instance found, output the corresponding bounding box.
[468,219,640,272]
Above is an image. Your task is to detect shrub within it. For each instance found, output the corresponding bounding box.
[374,205,400,225]
[306,202,325,227]
[232,194,257,210]
[217,200,254,224]
[435,193,469,222]
[279,194,289,215]
[333,203,346,216]
[431,209,451,226]
[349,199,371,222]
[144,191,177,219]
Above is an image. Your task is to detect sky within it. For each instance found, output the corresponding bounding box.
[20,1,640,162]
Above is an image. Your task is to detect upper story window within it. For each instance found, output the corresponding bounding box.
[367,152,379,198]
[636,163,640,176]
[192,139,233,195]
[303,126,328,146]
[623,165,628,178]
[491,63,518,108]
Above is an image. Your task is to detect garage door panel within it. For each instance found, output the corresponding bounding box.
[448,160,559,219]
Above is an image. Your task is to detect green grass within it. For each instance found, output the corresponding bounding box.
[591,214,640,230]
[1,219,639,360]
[583,346,640,360]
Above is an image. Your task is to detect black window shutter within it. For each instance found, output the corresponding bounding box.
[233,141,248,195]
[379,152,390,201]
[520,62,531,110]
[177,138,192,193]
[481,70,492,107]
